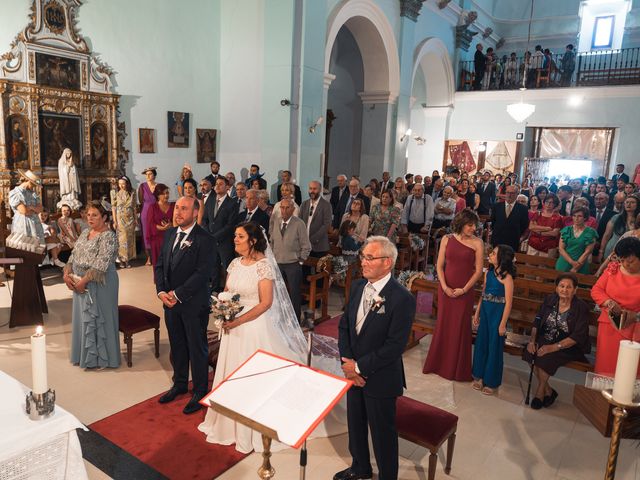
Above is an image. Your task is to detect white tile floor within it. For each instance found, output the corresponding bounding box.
[0,265,638,480]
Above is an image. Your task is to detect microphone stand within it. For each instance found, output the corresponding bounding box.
[300,310,314,480]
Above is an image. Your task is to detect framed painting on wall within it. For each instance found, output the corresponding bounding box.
[196,129,216,163]
[139,128,156,153]
[6,114,30,170]
[167,111,189,148]
[35,52,81,90]
[39,112,82,168]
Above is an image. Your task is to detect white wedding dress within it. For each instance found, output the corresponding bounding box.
[198,257,346,453]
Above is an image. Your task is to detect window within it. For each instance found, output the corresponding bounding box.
[548,159,593,179]
[592,15,615,49]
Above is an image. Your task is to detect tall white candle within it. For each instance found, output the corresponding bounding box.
[30,326,48,394]
[612,340,640,404]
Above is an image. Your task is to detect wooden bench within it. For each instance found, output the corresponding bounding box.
[577,67,640,86]
[514,252,599,274]
[118,305,160,368]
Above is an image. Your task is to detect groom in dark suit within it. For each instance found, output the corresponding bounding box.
[337,236,416,480]
[155,196,215,414]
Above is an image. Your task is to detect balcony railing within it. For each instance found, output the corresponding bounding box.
[457,47,640,91]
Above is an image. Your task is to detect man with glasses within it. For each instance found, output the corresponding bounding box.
[336,236,415,480]
[334,178,370,229]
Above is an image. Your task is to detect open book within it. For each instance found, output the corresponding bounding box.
[200,350,352,448]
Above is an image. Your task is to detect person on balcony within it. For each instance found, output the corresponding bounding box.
[560,44,576,87]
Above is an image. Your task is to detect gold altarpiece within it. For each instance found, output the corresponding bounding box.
[0,0,128,211]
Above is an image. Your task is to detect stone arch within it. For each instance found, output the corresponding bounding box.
[411,37,455,107]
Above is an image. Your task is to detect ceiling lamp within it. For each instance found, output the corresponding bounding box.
[507,101,535,123]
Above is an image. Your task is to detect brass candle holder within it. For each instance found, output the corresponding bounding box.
[601,389,640,480]
[25,389,56,421]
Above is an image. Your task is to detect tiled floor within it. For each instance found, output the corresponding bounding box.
[0,265,638,480]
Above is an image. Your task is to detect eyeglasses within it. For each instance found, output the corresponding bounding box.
[359,253,389,262]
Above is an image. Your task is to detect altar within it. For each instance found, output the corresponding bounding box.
[0,370,87,480]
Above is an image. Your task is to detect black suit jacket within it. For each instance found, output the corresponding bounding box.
[333,192,371,229]
[276,183,302,206]
[476,181,496,215]
[380,180,394,193]
[330,185,349,218]
[490,202,529,252]
[338,277,416,398]
[596,207,617,240]
[612,173,630,185]
[239,208,270,235]
[202,195,239,254]
[154,224,215,313]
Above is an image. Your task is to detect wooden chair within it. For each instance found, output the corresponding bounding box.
[395,233,414,273]
[118,305,160,367]
[301,256,331,323]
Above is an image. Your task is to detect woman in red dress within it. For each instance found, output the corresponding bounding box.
[424,209,484,381]
[144,183,175,269]
[591,237,640,377]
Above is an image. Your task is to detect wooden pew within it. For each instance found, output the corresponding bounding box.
[515,252,599,274]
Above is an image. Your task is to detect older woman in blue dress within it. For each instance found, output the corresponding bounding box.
[63,201,120,369]
[9,169,44,243]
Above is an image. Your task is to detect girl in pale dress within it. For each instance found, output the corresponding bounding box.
[110,176,137,268]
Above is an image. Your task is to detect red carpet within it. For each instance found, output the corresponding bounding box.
[89,384,247,480]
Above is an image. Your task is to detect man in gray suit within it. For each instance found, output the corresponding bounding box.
[269,198,311,321]
[301,180,332,258]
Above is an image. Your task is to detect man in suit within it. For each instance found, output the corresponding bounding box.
[203,160,222,186]
[199,178,213,205]
[239,189,269,233]
[379,171,394,193]
[330,174,349,223]
[202,176,239,291]
[569,178,595,211]
[334,179,370,229]
[336,236,416,480]
[276,170,302,205]
[490,184,529,252]
[301,180,332,258]
[269,198,311,321]
[235,182,247,214]
[155,197,215,414]
[473,43,485,90]
[476,170,496,215]
[594,192,616,258]
[612,163,630,186]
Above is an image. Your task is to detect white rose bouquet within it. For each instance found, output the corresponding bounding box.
[210,291,244,339]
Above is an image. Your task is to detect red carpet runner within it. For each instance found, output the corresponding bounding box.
[89,387,247,480]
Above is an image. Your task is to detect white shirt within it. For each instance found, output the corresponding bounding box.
[172,221,196,250]
[306,198,318,232]
[356,272,392,331]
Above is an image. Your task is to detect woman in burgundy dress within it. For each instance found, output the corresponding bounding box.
[144,183,174,270]
[424,209,484,381]
[138,167,158,265]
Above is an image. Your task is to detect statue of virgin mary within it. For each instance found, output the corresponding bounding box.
[57,148,82,210]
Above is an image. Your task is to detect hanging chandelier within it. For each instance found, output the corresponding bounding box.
[507,0,536,123]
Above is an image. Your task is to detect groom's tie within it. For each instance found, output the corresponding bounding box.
[356,283,375,334]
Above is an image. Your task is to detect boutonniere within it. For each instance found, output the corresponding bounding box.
[180,239,193,250]
[372,295,385,313]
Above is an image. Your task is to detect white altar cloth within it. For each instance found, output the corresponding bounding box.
[0,370,88,480]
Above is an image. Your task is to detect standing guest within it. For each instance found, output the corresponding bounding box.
[586,182,598,203]
[336,236,415,480]
[560,44,576,86]
[556,206,598,274]
[601,195,640,259]
[563,198,597,229]
[393,176,408,205]
[63,201,119,369]
[182,178,205,224]
[452,185,467,213]
[57,204,81,250]
[369,190,402,243]
[276,170,302,205]
[472,245,515,395]
[368,179,381,197]
[549,177,559,194]
[175,164,193,197]
[431,170,441,185]
[528,194,541,212]
[612,178,626,196]
[9,169,44,242]
[138,167,157,266]
[202,177,239,292]
[594,192,616,246]
[527,194,564,257]
[400,183,434,234]
[490,184,530,253]
[204,160,223,186]
[612,163,630,186]
[458,179,475,209]
[423,176,433,195]
[432,186,457,229]
[300,180,332,258]
[414,175,423,186]
[405,173,415,192]
[340,198,370,244]
[363,185,380,210]
[269,198,311,321]
[330,174,349,221]
[467,182,481,211]
[473,43,486,90]
[155,197,215,414]
[239,189,270,233]
[423,209,484,381]
[111,175,137,269]
[257,189,273,217]
[624,183,637,195]
[235,182,247,214]
[339,221,361,256]
[334,179,370,229]
[558,185,576,216]
[520,178,534,198]
[270,182,300,231]
[39,211,65,267]
[199,178,213,206]
[380,171,394,193]
[592,237,640,377]
[244,163,265,189]
[145,183,175,268]
[225,172,237,197]
[477,170,496,215]
[523,273,591,409]
[569,178,595,210]
[612,191,626,213]
[535,185,549,205]
[496,176,512,202]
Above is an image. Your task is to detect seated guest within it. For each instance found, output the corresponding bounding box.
[74,206,89,232]
[340,198,369,244]
[523,273,591,409]
[39,211,65,267]
[339,220,361,258]
[432,186,457,229]
[562,198,597,229]
[556,206,598,274]
[145,183,175,268]
[369,190,402,243]
[63,201,120,369]
[400,183,434,234]
[57,204,81,249]
[601,195,640,259]
[592,237,640,378]
[528,194,564,257]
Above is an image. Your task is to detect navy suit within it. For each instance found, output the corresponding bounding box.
[154,224,215,396]
[490,202,529,252]
[202,195,239,290]
[333,192,371,229]
[338,277,416,480]
[238,208,270,235]
[476,181,496,216]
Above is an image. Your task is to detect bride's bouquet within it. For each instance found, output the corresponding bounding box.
[210,291,244,339]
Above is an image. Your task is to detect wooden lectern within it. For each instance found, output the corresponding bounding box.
[5,247,47,328]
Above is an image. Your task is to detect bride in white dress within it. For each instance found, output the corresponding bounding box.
[198,222,344,453]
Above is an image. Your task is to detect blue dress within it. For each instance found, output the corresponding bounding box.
[8,186,44,242]
[472,269,506,388]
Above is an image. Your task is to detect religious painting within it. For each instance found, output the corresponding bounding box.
[90,122,108,168]
[35,52,80,90]
[196,128,216,163]
[39,113,82,168]
[139,128,156,153]
[5,115,29,170]
[443,140,517,176]
[167,111,189,148]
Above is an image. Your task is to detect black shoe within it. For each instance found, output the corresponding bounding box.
[333,468,372,480]
[530,397,544,410]
[543,388,558,408]
[158,386,188,404]
[183,394,205,415]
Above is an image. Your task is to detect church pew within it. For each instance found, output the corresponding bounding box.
[515,252,599,274]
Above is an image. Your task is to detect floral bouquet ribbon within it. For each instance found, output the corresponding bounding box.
[210,291,244,339]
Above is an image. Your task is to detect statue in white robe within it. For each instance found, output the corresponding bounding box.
[57,148,83,210]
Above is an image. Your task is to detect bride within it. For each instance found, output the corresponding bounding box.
[198,222,344,453]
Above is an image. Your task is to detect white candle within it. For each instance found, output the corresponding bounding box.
[612,340,640,404]
[30,326,48,394]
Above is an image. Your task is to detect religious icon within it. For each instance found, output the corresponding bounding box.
[57,148,82,210]
[91,123,108,168]
[6,115,29,169]
[139,128,156,153]
[167,111,189,148]
[39,113,82,168]
[35,52,80,90]
[196,129,217,163]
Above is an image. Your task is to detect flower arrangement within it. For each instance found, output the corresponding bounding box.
[409,234,425,251]
[210,291,244,338]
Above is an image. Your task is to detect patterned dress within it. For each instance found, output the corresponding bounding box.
[8,186,44,242]
[111,189,137,261]
[368,204,402,243]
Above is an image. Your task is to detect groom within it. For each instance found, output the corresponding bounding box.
[155,196,215,414]
[337,236,415,480]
